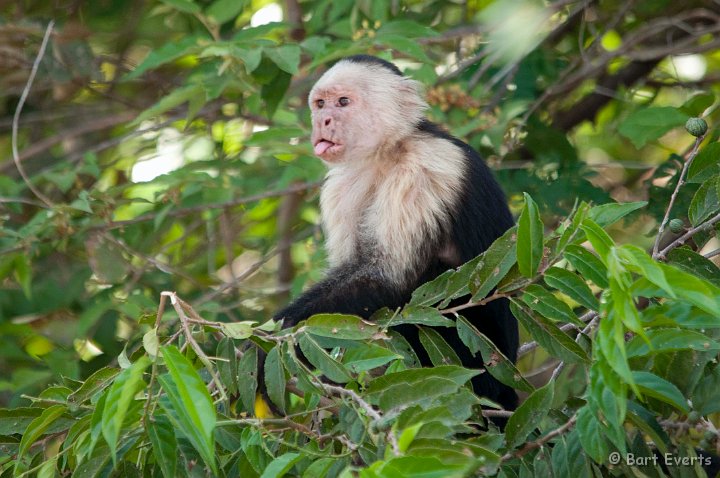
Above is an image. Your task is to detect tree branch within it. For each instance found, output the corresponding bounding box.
[11,19,55,208]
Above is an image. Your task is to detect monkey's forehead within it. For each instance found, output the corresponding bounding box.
[310,61,405,97]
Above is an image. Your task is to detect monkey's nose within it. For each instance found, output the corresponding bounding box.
[324,118,331,126]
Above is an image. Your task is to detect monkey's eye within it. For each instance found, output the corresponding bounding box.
[338,97,350,107]
[316,99,325,109]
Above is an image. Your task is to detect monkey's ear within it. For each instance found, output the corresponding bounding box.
[397,78,428,119]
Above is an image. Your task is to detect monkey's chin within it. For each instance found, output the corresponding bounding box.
[317,145,345,162]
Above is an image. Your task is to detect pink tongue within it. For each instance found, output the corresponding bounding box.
[314,140,334,155]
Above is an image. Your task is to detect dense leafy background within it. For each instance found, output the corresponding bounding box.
[1,0,720,477]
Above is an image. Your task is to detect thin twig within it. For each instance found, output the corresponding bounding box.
[11,20,55,208]
[103,233,202,288]
[142,293,169,424]
[549,312,598,381]
[704,248,720,260]
[319,382,401,456]
[502,413,578,461]
[4,111,136,173]
[652,133,706,258]
[518,310,595,357]
[657,211,720,259]
[161,291,229,405]
[481,409,514,418]
[439,291,508,315]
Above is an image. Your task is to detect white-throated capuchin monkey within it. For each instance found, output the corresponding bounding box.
[274,55,519,413]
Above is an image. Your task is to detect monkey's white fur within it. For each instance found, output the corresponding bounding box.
[309,60,467,285]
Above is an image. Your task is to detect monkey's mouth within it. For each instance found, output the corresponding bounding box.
[314,139,342,156]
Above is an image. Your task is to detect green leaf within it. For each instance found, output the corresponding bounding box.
[410,269,454,306]
[220,321,255,339]
[241,47,263,74]
[618,106,688,148]
[86,234,128,284]
[266,45,301,74]
[587,201,647,227]
[576,407,609,463]
[688,174,720,226]
[627,401,671,454]
[12,254,32,299]
[386,330,422,367]
[469,226,518,300]
[365,456,468,478]
[617,245,674,297]
[659,264,720,318]
[264,346,286,413]
[68,367,120,404]
[217,338,238,396]
[556,202,589,253]
[377,20,438,38]
[517,193,544,278]
[564,245,609,288]
[667,247,720,287]
[302,458,335,478]
[403,439,495,472]
[397,422,424,452]
[596,310,639,396]
[375,34,431,63]
[418,327,462,366]
[147,413,177,478]
[237,347,258,414]
[69,190,93,213]
[680,92,714,117]
[438,255,484,307]
[134,84,204,123]
[379,306,456,327]
[521,284,583,325]
[262,70,291,117]
[366,366,479,411]
[159,0,200,13]
[505,383,554,448]
[205,0,248,24]
[245,126,305,145]
[143,328,159,359]
[550,431,589,477]
[88,391,107,457]
[456,316,534,393]
[632,371,689,412]
[627,329,720,357]
[101,356,150,463]
[260,452,302,478]
[126,36,199,79]
[692,367,720,415]
[687,143,720,183]
[342,343,401,374]
[298,334,352,383]
[511,301,589,363]
[305,313,382,340]
[158,346,217,474]
[580,219,614,262]
[15,405,67,474]
[543,267,599,310]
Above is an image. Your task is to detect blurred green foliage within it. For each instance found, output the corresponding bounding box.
[1,0,720,476]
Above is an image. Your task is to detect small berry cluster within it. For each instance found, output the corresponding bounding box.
[427,84,481,112]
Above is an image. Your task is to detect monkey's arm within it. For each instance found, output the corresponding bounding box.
[273,262,408,326]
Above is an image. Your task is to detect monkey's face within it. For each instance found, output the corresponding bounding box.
[309,84,359,163]
[308,60,428,165]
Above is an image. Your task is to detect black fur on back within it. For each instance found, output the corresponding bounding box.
[343,54,403,76]
[405,119,520,415]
